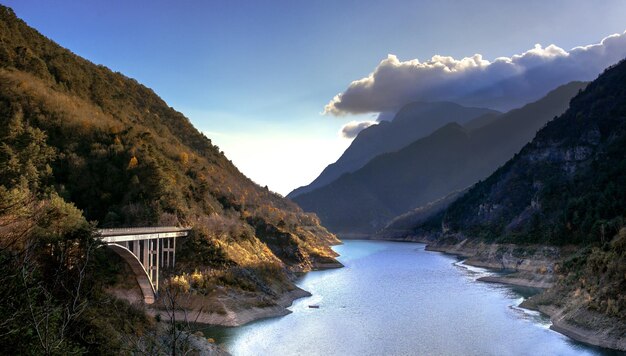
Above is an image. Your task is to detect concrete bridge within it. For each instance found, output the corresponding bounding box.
[98,226,191,304]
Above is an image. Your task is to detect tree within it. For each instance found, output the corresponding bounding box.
[0,189,98,355]
[0,104,55,192]
[127,156,139,170]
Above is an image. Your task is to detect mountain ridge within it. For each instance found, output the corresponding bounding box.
[288,101,498,198]
[293,81,587,234]
[428,61,626,245]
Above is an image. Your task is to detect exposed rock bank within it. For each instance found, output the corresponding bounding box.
[420,238,625,351]
[521,303,626,351]
[146,287,311,328]
[186,332,232,356]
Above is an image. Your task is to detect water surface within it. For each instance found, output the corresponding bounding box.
[204,240,615,356]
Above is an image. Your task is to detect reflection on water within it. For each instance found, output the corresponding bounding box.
[203,241,617,356]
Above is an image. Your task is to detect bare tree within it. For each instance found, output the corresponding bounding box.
[17,229,97,355]
[120,280,205,355]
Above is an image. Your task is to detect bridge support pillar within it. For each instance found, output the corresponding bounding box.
[99,227,190,304]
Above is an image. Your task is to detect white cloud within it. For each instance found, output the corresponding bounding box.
[340,120,377,139]
[325,31,626,114]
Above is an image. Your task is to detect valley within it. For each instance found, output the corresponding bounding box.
[0,2,625,355]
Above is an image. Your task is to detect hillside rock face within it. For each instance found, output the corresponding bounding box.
[293,82,586,235]
[438,61,626,245]
[0,5,339,313]
[415,59,626,351]
[288,102,497,198]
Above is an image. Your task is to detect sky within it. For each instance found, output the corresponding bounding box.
[3,0,626,195]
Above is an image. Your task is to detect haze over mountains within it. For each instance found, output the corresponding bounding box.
[1,0,626,353]
[288,102,497,198]
[291,31,626,236]
[292,81,587,234]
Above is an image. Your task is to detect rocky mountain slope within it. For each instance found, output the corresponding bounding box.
[288,102,497,198]
[292,82,586,235]
[411,58,626,351]
[434,62,625,246]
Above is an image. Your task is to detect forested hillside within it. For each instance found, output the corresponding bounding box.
[0,5,339,266]
[436,61,626,245]
[0,6,338,353]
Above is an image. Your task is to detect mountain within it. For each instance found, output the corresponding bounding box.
[0,6,340,351]
[288,102,498,198]
[430,61,626,246]
[414,58,626,351]
[292,81,587,235]
[375,189,466,240]
[463,111,501,131]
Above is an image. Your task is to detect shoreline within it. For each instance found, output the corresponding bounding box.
[522,303,626,352]
[345,236,624,352]
[405,238,625,352]
[146,287,313,328]
[147,237,624,352]
[163,261,344,328]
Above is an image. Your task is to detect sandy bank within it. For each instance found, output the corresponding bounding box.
[313,261,344,269]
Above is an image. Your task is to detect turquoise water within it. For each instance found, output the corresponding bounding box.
[203,240,617,356]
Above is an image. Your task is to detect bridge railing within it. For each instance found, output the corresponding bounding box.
[98,226,191,236]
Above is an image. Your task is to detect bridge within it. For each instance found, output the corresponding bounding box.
[98,226,191,304]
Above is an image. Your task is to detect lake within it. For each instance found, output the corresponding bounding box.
[203,240,616,356]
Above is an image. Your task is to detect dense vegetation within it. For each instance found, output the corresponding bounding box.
[0,4,338,268]
[0,92,153,354]
[0,5,339,353]
[293,82,585,234]
[539,228,626,320]
[520,227,626,343]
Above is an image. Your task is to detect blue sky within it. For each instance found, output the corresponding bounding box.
[3,0,626,194]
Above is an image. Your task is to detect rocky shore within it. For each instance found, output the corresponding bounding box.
[139,285,312,329]
[424,240,558,289]
[420,238,626,352]
[521,302,626,352]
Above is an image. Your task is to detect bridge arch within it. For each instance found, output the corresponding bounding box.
[107,243,156,304]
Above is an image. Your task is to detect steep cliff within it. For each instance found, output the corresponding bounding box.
[438,61,626,245]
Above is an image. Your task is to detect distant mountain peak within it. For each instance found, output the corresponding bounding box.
[288,101,496,198]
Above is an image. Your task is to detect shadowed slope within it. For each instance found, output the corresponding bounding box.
[293,82,586,234]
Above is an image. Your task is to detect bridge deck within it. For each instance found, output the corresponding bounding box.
[98,226,190,243]
[99,226,190,236]
[97,226,191,303]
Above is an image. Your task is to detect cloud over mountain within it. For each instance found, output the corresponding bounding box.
[325,31,626,114]
[340,120,377,138]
